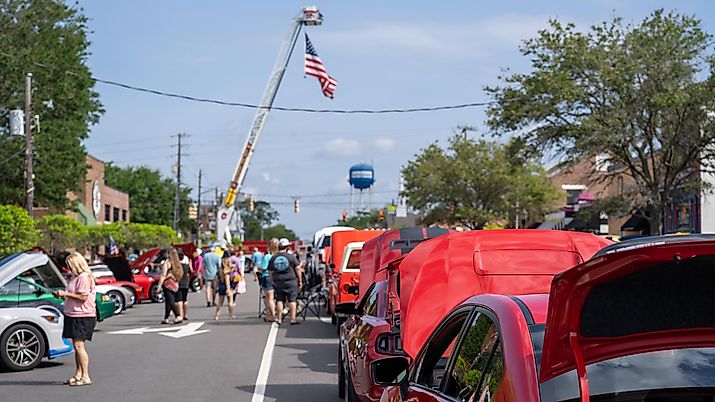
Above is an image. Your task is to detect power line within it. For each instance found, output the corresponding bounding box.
[1,51,495,114]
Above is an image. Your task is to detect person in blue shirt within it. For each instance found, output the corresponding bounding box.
[258,239,277,322]
[251,247,263,276]
[202,244,222,307]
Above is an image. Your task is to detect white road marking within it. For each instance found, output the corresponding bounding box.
[251,322,278,402]
[319,317,332,324]
[107,322,209,338]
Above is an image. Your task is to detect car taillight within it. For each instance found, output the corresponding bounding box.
[375,333,403,355]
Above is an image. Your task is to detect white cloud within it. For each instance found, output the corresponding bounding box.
[320,14,549,60]
[373,138,396,153]
[316,138,363,158]
[261,172,279,185]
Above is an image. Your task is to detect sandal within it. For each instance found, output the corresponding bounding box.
[173,319,183,325]
[70,378,92,387]
[63,377,79,385]
[161,319,171,325]
[290,320,301,325]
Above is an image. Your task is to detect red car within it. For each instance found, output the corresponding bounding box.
[105,254,163,303]
[338,227,449,401]
[328,230,384,325]
[130,244,201,294]
[339,229,609,402]
[89,264,146,302]
[377,235,715,402]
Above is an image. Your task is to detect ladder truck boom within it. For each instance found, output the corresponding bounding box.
[216,6,323,244]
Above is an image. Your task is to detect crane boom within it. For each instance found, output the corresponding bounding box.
[216,7,323,244]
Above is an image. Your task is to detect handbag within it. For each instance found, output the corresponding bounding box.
[163,277,179,293]
[237,279,247,294]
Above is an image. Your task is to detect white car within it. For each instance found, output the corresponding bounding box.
[96,284,134,314]
[0,307,72,371]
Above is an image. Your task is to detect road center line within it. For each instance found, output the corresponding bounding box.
[251,322,279,402]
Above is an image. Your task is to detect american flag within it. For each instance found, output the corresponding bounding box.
[304,34,337,98]
[108,235,119,255]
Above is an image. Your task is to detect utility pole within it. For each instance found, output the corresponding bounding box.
[197,169,202,242]
[172,133,187,232]
[25,73,33,215]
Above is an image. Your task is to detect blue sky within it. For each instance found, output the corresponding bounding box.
[77,1,714,238]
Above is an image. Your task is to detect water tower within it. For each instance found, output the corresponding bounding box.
[348,163,375,215]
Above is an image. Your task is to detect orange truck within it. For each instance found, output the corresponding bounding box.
[327,229,384,326]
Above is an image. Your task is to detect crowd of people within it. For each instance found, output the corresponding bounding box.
[162,238,304,325]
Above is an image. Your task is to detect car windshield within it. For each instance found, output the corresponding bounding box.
[531,325,715,402]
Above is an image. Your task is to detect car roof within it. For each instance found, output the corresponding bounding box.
[595,233,715,257]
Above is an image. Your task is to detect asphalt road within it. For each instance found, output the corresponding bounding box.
[0,278,342,402]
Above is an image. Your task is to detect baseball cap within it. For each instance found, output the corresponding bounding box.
[279,238,291,247]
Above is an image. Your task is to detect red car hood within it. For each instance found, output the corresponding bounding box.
[358,227,449,300]
[540,239,715,385]
[400,230,611,358]
[131,248,161,270]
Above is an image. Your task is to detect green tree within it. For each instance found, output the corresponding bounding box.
[262,224,298,240]
[86,222,177,251]
[0,205,39,255]
[401,135,561,229]
[0,0,102,210]
[486,10,715,234]
[35,214,88,254]
[238,199,279,240]
[104,164,191,231]
[336,210,383,229]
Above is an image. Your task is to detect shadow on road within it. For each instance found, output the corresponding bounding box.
[236,383,340,402]
[278,342,337,375]
[283,318,337,339]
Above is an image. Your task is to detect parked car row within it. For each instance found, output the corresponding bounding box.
[331,228,715,402]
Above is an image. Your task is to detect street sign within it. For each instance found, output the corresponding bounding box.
[107,322,210,338]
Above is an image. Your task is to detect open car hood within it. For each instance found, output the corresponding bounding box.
[540,240,715,383]
[358,227,449,300]
[400,230,611,358]
[130,248,161,271]
[104,255,134,282]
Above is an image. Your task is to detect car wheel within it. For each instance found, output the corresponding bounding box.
[123,287,137,306]
[106,290,125,315]
[345,363,359,402]
[338,346,346,399]
[191,277,201,292]
[150,284,164,303]
[0,324,46,371]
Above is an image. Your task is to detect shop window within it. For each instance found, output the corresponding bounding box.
[113,207,119,222]
[104,204,111,222]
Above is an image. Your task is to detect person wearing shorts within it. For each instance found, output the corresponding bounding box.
[54,252,97,387]
[268,238,303,325]
[203,245,222,307]
[176,248,192,320]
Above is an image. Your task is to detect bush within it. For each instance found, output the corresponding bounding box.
[87,222,178,251]
[0,205,39,256]
[36,215,88,254]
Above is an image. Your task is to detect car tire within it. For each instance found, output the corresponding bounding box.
[150,284,164,303]
[123,287,137,306]
[338,346,346,399]
[106,290,125,315]
[191,277,201,292]
[0,323,46,371]
[345,364,359,402]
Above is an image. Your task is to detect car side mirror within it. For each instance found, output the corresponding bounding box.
[371,356,410,386]
[334,302,358,316]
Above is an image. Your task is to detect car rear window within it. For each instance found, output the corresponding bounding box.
[581,255,715,338]
[343,250,361,272]
[530,326,715,402]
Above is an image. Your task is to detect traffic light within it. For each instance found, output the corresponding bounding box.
[294,198,301,214]
[188,204,198,220]
[247,197,255,212]
[378,209,385,222]
[342,211,347,222]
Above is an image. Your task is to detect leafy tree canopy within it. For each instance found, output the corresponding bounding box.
[336,209,384,230]
[238,199,278,240]
[262,224,298,241]
[36,214,87,254]
[487,10,715,234]
[401,134,561,229]
[0,0,102,210]
[104,164,191,232]
[0,205,38,255]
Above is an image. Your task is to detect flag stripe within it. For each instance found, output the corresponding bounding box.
[304,33,336,98]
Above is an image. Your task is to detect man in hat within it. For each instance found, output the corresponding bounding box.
[268,238,303,324]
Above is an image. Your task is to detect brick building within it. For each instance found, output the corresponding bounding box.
[67,155,130,225]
